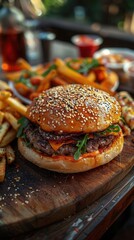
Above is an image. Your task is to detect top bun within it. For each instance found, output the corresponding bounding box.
[26,84,121,133]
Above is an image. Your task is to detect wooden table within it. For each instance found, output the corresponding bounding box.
[10,168,133,240]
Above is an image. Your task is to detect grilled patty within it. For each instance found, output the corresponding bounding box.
[24,122,115,156]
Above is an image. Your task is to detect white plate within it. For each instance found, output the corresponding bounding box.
[9,81,32,105]
[94,48,134,70]
[123,61,134,77]
[111,78,119,92]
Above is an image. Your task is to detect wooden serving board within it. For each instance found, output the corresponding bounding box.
[0,132,134,238]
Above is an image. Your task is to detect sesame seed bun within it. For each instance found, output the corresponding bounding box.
[18,130,124,173]
[26,84,121,133]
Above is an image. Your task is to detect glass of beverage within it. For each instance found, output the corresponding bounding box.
[0,0,26,72]
[37,31,56,63]
[0,29,26,72]
[71,34,103,58]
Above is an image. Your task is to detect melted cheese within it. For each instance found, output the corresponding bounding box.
[49,140,75,151]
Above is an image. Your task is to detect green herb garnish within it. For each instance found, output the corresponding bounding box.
[42,64,57,77]
[15,70,37,88]
[96,124,120,136]
[15,76,33,88]
[74,134,89,160]
[120,116,126,124]
[77,59,99,74]
[66,58,80,68]
[17,117,29,138]
[66,58,99,75]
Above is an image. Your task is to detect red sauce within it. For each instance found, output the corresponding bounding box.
[75,35,99,57]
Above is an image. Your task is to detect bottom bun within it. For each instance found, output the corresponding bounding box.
[18,132,124,173]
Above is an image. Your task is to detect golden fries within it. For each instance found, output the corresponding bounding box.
[4,112,20,130]
[0,100,7,110]
[5,97,27,116]
[0,90,12,100]
[0,89,28,182]
[51,76,68,86]
[0,145,15,182]
[36,69,56,93]
[0,111,4,125]
[6,145,15,164]
[5,71,22,82]
[0,128,16,148]
[0,156,6,182]
[4,57,116,102]
[55,58,93,85]
[0,122,10,143]
[17,58,32,70]
[0,80,11,90]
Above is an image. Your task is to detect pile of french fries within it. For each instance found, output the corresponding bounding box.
[5,58,115,102]
[0,81,27,182]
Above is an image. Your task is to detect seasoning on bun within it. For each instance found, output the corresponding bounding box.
[18,84,124,173]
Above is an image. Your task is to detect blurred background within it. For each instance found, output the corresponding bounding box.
[16,0,134,34]
[0,0,134,68]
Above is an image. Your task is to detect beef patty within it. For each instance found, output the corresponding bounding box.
[24,122,115,156]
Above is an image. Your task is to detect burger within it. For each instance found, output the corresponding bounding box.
[18,84,124,173]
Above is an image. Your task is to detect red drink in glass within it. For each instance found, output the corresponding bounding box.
[0,29,26,72]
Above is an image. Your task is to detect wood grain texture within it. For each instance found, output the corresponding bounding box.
[0,131,134,238]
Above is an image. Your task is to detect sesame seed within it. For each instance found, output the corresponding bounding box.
[28,84,121,132]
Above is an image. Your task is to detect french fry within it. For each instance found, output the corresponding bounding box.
[6,145,15,164]
[0,156,6,182]
[55,58,97,85]
[5,71,22,82]
[0,100,7,110]
[36,69,56,93]
[0,90,12,100]
[4,112,20,130]
[85,81,113,95]
[0,128,16,147]
[51,76,68,86]
[86,71,96,82]
[0,147,6,157]
[54,58,65,67]
[0,111,4,125]
[4,106,21,119]
[0,81,29,182]
[0,121,10,143]
[29,92,40,101]
[5,97,27,116]
[35,64,46,74]
[17,58,32,70]
[36,80,51,93]
[0,80,11,90]
[15,83,31,97]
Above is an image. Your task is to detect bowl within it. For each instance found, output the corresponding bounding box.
[123,61,134,89]
[71,34,103,57]
[9,81,32,105]
[94,48,134,70]
[123,61,134,78]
